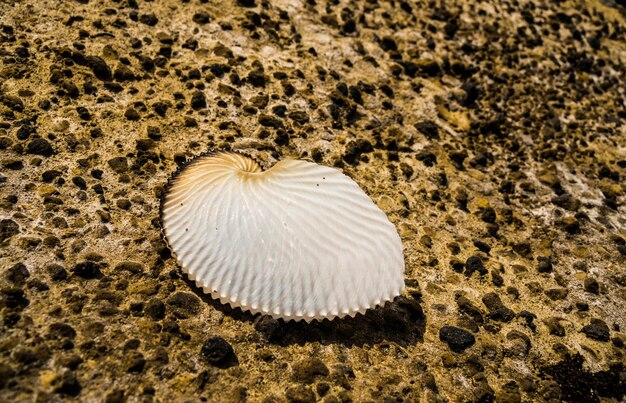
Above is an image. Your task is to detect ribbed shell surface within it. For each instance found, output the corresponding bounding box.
[161,152,405,322]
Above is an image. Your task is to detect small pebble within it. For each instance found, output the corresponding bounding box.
[439,326,475,353]
[200,337,235,367]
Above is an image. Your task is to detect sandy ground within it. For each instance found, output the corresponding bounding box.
[1,0,625,401]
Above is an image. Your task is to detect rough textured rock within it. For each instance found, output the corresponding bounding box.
[0,0,625,401]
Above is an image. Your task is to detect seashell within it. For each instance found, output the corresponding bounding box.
[160,151,405,322]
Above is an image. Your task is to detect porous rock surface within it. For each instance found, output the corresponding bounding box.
[1,0,625,401]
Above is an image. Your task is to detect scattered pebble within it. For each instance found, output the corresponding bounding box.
[291,358,329,384]
[439,326,476,353]
[582,319,610,342]
[200,337,236,367]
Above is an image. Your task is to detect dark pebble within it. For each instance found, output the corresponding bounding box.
[1,288,29,310]
[11,345,50,366]
[27,279,49,291]
[545,288,568,301]
[0,219,19,243]
[2,159,23,170]
[116,199,131,209]
[108,157,128,173]
[210,63,230,78]
[544,317,565,337]
[53,371,81,396]
[254,315,282,341]
[537,256,553,273]
[6,262,29,286]
[316,382,330,397]
[583,277,599,294]
[76,106,91,120]
[193,12,210,24]
[582,319,610,342]
[465,255,487,277]
[439,326,475,353]
[48,323,77,340]
[460,82,480,106]
[482,292,515,322]
[480,207,496,223]
[139,13,158,26]
[27,137,54,156]
[272,105,287,116]
[124,107,140,121]
[145,299,165,320]
[292,358,329,383]
[576,301,589,311]
[456,295,484,323]
[191,90,207,110]
[288,111,309,124]
[416,151,437,167]
[491,270,504,287]
[343,139,373,165]
[47,263,68,281]
[380,36,398,52]
[166,291,201,318]
[115,261,143,274]
[152,101,168,116]
[16,125,35,140]
[0,136,13,149]
[104,390,125,403]
[200,336,235,367]
[415,58,441,76]
[126,351,146,373]
[473,239,491,253]
[42,170,64,183]
[247,69,266,87]
[274,129,289,146]
[237,0,256,7]
[86,56,112,81]
[72,176,87,190]
[71,261,102,279]
[0,363,15,388]
[482,292,504,310]
[62,81,80,98]
[1,94,24,111]
[90,128,103,138]
[184,117,197,127]
[114,65,135,82]
[147,126,161,140]
[258,114,283,128]
[552,193,581,211]
[489,307,516,322]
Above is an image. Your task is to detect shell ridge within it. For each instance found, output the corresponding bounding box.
[267,181,390,261]
[210,176,243,299]
[234,178,267,307]
[193,172,237,295]
[266,168,399,314]
[269,178,392,228]
[236,174,293,318]
[248,181,294,314]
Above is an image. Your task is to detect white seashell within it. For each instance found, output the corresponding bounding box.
[160,152,405,322]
